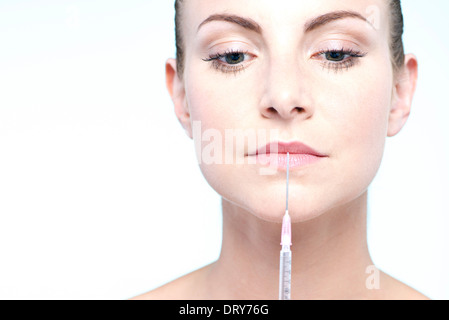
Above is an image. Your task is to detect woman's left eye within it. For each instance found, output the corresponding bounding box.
[325,51,347,62]
[315,48,368,72]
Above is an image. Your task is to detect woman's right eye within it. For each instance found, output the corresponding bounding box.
[202,49,253,75]
[223,52,246,64]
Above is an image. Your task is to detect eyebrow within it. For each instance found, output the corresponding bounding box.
[197,14,262,34]
[197,10,374,35]
[304,10,374,32]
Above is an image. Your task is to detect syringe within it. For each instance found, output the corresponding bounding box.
[279,152,292,300]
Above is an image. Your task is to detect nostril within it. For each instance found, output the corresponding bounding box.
[266,106,304,116]
[268,107,277,114]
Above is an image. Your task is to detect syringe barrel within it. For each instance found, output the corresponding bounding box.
[279,248,292,300]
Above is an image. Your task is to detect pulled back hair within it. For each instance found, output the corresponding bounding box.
[174,0,405,80]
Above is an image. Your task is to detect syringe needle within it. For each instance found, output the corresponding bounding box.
[286,152,289,212]
[279,152,292,300]
[281,152,291,246]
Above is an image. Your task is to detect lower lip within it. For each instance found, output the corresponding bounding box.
[249,153,326,170]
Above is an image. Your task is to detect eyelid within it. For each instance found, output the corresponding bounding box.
[202,34,262,52]
[308,38,364,55]
[207,41,256,55]
[311,47,367,59]
[203,48,256,65]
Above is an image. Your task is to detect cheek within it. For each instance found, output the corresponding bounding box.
[186,68,257,168]
[184,70,250,200]
[322,67,393,193]
[185,69,250,131]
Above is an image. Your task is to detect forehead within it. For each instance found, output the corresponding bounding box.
[182,0,389,40]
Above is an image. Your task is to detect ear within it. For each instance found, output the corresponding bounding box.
[387,54,419,137]
[166,58,193,139]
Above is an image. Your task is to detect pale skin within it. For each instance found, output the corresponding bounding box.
[133,0,426,299]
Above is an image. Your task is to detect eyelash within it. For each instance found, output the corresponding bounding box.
[202,49,250,76]
[314,48,367,72]
[202,48,367,75]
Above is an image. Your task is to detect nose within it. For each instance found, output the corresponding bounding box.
[259,55,314,121]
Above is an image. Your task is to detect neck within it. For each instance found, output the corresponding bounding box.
[204,191,373,299]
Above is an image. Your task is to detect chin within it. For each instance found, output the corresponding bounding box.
[223,191,330,224]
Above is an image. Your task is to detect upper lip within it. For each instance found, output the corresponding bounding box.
[247,141,327,157]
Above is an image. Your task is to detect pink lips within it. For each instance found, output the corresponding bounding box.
[247,141,327,170]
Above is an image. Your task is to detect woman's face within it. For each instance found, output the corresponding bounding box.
[178,0,397,222]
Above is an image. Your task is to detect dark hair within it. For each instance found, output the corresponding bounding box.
[174,0,405,79]
[174,0,185,80]
[388,0,405,76]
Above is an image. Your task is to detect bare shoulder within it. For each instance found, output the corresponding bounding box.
[130,264,212,300]
[129,278,188,300]
[375,271,430,300]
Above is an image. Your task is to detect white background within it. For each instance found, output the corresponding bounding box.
[0,0,448,300]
